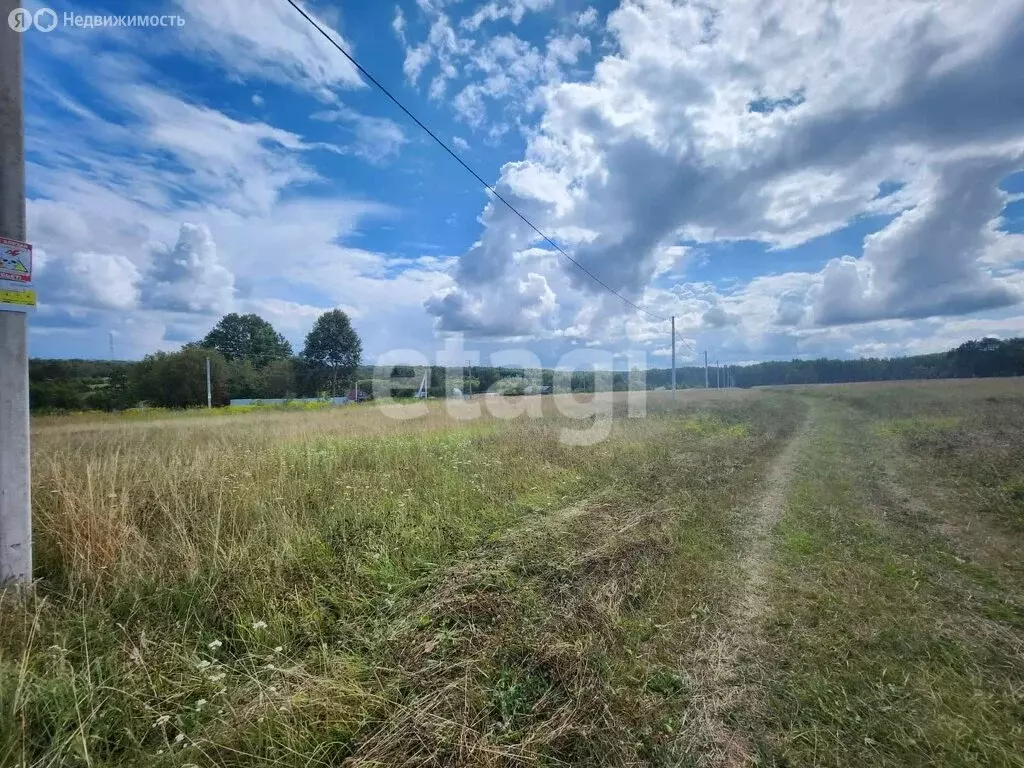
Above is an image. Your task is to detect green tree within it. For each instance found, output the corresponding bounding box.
[131,348,228,408]
[224,358,261,399]
[262,359,297,399]
[301,310,362,397]
[199,313,292,367]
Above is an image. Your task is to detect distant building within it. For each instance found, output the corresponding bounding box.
[229,397,348,407]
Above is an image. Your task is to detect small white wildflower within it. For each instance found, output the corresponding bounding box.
[194,698,207,710]
[207,639,222,650]
[196,660,211,670]
[273,646,283,654]
[263,663,276,671]
[154,714,171,727]
[251,620,268,630]
[182,764,200,768]
[156,749,164,755]
[174,733,185,743]
[207,671,226,683]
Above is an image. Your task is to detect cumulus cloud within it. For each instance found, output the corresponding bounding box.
[400,0,591,129]
[141,224,235,315]
[575,7,599,29]
[36,250,141,311]
[21,12,461,362]
[702,305,740,329]
[773,292,807,327]
[426,270,557,338]
[812,157,1021,325]
[427,0,1024,340]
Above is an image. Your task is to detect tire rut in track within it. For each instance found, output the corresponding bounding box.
[684,403,815,767]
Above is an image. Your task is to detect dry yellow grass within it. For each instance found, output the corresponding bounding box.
[5,380,1021,767]
[4,389,795,766]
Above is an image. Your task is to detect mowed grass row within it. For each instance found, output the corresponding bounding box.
[753,380,1024,767]
[1,391,801,766]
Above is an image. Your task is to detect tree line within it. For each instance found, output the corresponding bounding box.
[28,319,1024,412]
[30,310,362,411]
[645,337,1024,389]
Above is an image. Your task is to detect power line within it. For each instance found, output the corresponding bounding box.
[282,0,667,323]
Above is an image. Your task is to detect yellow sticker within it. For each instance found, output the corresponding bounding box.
[0,288,36,308]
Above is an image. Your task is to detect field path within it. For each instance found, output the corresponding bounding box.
[686,400,815,767]
[733,402,814,626]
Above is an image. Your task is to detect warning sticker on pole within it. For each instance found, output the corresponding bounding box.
[0,288,36,307]
[0,236,35,312]
[0,236,32,284]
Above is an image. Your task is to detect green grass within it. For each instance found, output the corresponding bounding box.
[3,391,800,766]
[756,381,1024,767]
[4,381,1024,766]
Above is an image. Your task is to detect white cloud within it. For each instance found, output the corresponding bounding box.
[173,0,363,97]
[129,87,323,215]
[702,305,740,329]
[311,106,407,163]
[811,157,1021,324]
[37,250,141,311]
[22,0,1024,366]
[392,5,407,44]
[575,7,599,29]
[400,2,591,131]
[427,0,1024,341]
[142,224,235,315]
[461,0,555,31]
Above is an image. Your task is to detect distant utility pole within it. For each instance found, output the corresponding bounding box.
[205,357,212,408]
[109,331,114,360]
[704,351,709,389]
[0,4,31,585]
[717,360,721,388]
[671,316,676,399]
[466,359,472,398]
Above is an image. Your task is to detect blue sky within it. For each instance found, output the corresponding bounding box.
[20,0,1024,367]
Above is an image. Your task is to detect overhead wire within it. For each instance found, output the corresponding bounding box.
[282,0,668,323]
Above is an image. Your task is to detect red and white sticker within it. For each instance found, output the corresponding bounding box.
[0,235,32,284]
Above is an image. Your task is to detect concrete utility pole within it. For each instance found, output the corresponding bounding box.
[717,360,721,388]
[670,316,676,399]
[704,350,709,389]
[206,357,212,408]
[0,3,31,585]
[466,359,472,398]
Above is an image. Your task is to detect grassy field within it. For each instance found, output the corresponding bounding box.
[1,381,1022,766]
